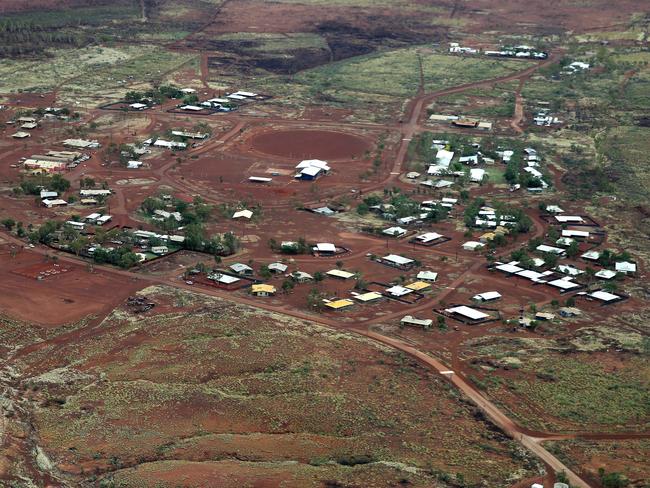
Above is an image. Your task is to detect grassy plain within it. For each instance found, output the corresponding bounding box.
[0,45,196,105]
[462,325,650,432]
[254,49,535,121]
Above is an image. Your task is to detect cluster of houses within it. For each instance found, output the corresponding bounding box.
[418,140,488,186]
[491,209,635,304]
[142,137,187,150]
[42,188,112,208]
[8,109,72,139]
[500,146,549,191]
[447,43,548,59]
[78,229,186,262]
[563,61,590,75]
[208,258,443,308]
[474,206,518,229]
[177,90,266,113]
[125,87,198,111]
[448,43,478,55]
[65,213,113,231]
[484,45,548,59]
[533,107,561,127]
[22,149,90,174]
[520,147,549,189]
[79,188,112,205]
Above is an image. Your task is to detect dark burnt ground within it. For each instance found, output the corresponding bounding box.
[182,6,450,76]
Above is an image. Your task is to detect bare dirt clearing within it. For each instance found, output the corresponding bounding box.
[250,128,371,160]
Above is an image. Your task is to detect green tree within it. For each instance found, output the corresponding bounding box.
[543,252,559,268]
[1,218,16,230]
[69,236,89,256]
[599,470,628,488]
[566,240,580,258]
[260,265,272,279]
[50,174,71,193]
[307,288,325,311]
[184,223,205,251]
[437,315,447,331]
[281,279,295,294]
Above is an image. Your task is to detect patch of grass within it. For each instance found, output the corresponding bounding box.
[515,356,649,427]
[596,125,650,204]
[484,166,506,184]
[0,45,195,103]
[252,48,534,121]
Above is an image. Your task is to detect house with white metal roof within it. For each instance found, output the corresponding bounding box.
[415,232,444,244]
[208,273,241,285]
[537,244,566,255]
[291,271,313,282]
[556,264,584,276]
[401,315,433,328]
[352,291,383,302]
[472,291,501,302]
[469,168,485,182]
[268,262,288,274]
[233,209,253,219]
[555,215,584,223]
[417,270,438,282]
[588,290,621,302]
[382,254,415,267]
[445,306,489,321]
[595,269,616,280]
[546,278,580,291]
[386,285,413,297]
[313,242,337,254]
[495,262,524,274]
[562,230,589,238]
[383,226,407,237]
[229,263,253,275]
[581,250,600,261]
[462,241,484,251]
[615,261,636,274]
[42,198,68,208]
[326,269,355,280]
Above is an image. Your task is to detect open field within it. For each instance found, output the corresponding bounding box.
[239,49,536,122]
[459,326,650,433]
[8,286,539,487]
[0,245,142,327]
[0,45,197,106]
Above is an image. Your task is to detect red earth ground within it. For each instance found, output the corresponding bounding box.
[0,2,647,486]
[249,129,371,161]
[0,243,142,327]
